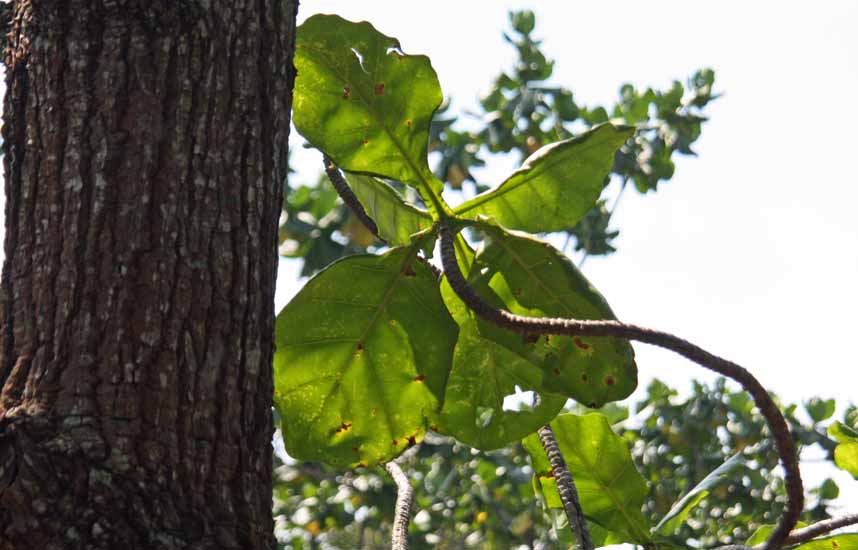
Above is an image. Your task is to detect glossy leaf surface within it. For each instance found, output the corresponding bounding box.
[653,453,746,535]
[274,247,457,467]
[434,277,565,449]
[523,413,651,545]
[345,173,432,245]
[294,15,443,193]
[472,225,637,407]
[454,124,633,233]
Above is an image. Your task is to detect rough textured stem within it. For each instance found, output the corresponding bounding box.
[438,224,803,550]
[384,461,414,550]
[714,513,858,550]
[0,2,297,548]
[323,157,386,245]
[537,425,593,550]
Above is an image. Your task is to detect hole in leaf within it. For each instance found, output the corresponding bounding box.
[350,48,369,73]
[386,45,405,58]
[502,386,534,411]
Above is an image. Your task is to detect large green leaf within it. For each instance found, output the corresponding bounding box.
[294,14,444,195]
[433,277,565,450]
[274,247,457,467]
[829,421,858,478]
[470,224,637,407]
[523,413,652,545]
[344,173,432,246]
[653,453,746,535]
[454,124,633,233]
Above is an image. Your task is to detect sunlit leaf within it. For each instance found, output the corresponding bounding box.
[470,224,637,407]
[829,421,858,478]
[345,173,432,246]
[654,453,746,535]
[274,246,457,467]
[433,277,565,450]
[455,124,633,233]
[294,14,444,194]
[523,413,652,544]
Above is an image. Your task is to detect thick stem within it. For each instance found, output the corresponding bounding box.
[438,224,803,550]
[384,461,414,550]
[537,425,593,550]
[323,157,386,245]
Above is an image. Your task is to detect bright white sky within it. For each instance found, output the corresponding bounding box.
[0,0,855,520]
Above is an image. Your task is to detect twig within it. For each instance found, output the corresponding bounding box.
[538,424,593,550]
[783,513,858,546]
[323,156,386,244]
[385,461,414,550]
[438,223,803,550]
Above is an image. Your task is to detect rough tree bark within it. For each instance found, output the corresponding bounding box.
[0,1,297,548]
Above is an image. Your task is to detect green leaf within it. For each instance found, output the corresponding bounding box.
[294,14,444,195]
[433,277,565,450]
[805,397,836,423]
[454,124,633,233]
[653,453,746,535]
[829,421,858,478]
[523,413,652,545]
[470,224,637,407]
[274,246,457,467]
[344,173,432,246]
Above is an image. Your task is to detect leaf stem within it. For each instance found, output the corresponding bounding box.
[324,156,387,244]
[438,223,803,550]
[713,512,858,550]
[537,424,594,550]
[385,461,415,550]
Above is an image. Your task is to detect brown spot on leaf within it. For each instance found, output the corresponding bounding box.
[407,435,417,446]
[356,343,364,351]
[392,439,399,446]
[414,374,426,382]
[514,288,523,296]
[603,375,616,386]
[405,119,413,127]
[581,373,589,382]
[553,368,561,375]
[522,334,539,344]
[335,422,353,434]
[374,83,385,95]
[342,86,351,99]
[403,264,416,277]
[574,337,590,350]
[429,425,439,432]
[363,137,369,145]
[352,447,360,453]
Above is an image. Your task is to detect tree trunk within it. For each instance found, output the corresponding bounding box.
[0,1,297,548]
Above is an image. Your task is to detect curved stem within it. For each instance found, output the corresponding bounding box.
[323,156,386,244]
[385,461,415,550]
[538,425,594,550]
[438,223,803,550]
[714,512,858,550]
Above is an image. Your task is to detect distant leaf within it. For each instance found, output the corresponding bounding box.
[345,173,432,246]
[654,453,746,535]
[829,422,858,478]
[433,277,565,450]
[470,224,637,407]
[805,397,836,423]
[274,247,457,467]
[523,413,652,545]
[294,14,443,193]
[454,124,633,233]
